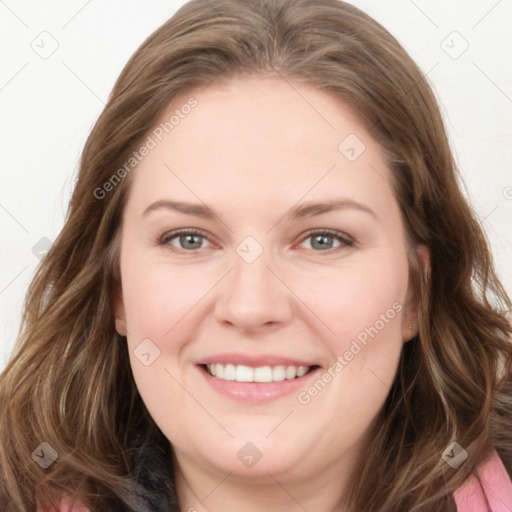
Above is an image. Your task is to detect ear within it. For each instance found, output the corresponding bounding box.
[402,244,430,342]
[113,284,127,336]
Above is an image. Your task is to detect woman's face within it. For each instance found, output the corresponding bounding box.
[114,76,421,486]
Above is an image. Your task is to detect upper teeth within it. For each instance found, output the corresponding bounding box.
[206,364,310,383]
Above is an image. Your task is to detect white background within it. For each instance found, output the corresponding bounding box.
[1,0,511,369]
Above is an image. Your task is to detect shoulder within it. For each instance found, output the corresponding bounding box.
[453,449,512,511]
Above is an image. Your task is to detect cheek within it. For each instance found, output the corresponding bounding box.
[119,252,222,414]
[293,254,408,402]
[283,256,409,465]
[294,254,409,348]
[120,253,211,339]
[120,265,196,440]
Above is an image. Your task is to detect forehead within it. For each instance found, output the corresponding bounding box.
[124,76,396,220]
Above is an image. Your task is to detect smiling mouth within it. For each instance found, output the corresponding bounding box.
[203,363,319,383]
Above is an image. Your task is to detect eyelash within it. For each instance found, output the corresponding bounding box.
[157,228,355,254]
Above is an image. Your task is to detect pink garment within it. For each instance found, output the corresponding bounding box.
[38,450,512,511]
[454,450,512,511]
[38,499,89,512]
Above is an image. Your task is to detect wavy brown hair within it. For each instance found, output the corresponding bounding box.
[1,0,511,510]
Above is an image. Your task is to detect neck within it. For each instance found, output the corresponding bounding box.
[173,451,355,512]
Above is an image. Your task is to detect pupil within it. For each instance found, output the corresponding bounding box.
[313,234,332,250]
[182,234,201,249]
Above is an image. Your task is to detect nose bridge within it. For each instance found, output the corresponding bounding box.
[213,235,293,330]
[234,241,270,287]
[230,237,276,303]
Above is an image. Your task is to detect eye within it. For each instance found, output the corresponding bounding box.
[298,229,354,252]
[158,229,213,252]
[157,228,355,254]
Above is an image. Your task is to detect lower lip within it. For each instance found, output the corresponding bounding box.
[198,366,320,402]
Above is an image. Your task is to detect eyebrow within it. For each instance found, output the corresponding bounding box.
[142,198,377,220]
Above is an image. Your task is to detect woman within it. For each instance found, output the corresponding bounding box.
[1,0,511,510]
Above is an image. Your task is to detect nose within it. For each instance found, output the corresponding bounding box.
[213,243,294,334]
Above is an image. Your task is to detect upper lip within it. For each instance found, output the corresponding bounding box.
[196,353,319,368]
